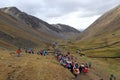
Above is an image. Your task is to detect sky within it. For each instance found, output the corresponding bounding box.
[0,0,120,30]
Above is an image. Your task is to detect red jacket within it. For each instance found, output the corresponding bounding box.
[16,49,22,54]
[82,67,88,73]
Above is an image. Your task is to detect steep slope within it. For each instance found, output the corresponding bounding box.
[0,6,80,49]
[0,10,55,49]
[73,5,120,57]
[0,50,74,80]
[0,12,46,47]
[0,7,80,39]
[78,5,120,40]
[0,7,62,38]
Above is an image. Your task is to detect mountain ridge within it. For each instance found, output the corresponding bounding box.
[0,6,80,49]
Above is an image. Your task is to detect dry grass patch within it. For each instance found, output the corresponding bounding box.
[0,50,74,80]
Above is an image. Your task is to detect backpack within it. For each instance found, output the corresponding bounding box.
[74,68,80,74]
[82,67,88,73]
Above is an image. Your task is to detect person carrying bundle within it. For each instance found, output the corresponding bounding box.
[73,65,80,78]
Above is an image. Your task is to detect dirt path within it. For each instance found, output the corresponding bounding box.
[75,68,103,80]
[76,73,100,80]
[69,55,108,80]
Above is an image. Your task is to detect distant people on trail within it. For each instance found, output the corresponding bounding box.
[28,48,34,54]
[109,74,116,80]
[37,50,42,55]
[79,63,88,74]
[88,62,92,68]
[25,48,34,54]
[82,66,88,73]
[52,42,58,50]
[76,49,85,56]
[73,62,79,78]
[16,48,22,57]
[42,50,47,56]
[85,63,89,68]
[25,48,27,53]
[79,63,85,73]
[24,48,49,56]
[67,52,71,55]
[76,49,81,54]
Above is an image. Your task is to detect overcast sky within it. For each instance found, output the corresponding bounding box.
[0,0,120,30]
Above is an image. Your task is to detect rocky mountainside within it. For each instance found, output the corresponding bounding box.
[0,7,80,49]
[52,24,80,33]
[0,7,80,39]
[52,24,80,39]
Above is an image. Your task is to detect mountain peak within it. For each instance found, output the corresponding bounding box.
[54,24,80,33]
[0,6,20,11]
[0,6,22,16]
[4,6,18,10]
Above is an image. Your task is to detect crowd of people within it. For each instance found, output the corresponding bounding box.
[16,48,47,57]
[53,51,90,78]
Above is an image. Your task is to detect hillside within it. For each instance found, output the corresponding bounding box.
[74,5,120,57]
[0,7,80,39]
[0,10,52,49]
[0,50,74,80]
[61,6,120,79]
[0,7,80,49]
[78,5,120,41]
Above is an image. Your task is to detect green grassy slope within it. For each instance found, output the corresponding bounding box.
[73,5,120,57]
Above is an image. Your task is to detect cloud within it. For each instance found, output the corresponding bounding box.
[1,0,120,18]
[47,11,100,30]
[77,0,120,17]
[0,0,120,30]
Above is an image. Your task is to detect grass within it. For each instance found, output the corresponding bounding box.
[84,45,120,57]
[0,50,74,80]
[65,29,120,57]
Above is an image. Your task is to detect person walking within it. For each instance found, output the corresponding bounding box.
[16,48,22,57]
[42,50,47,56]
[109,74,116,80]
[88,62,92,68]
